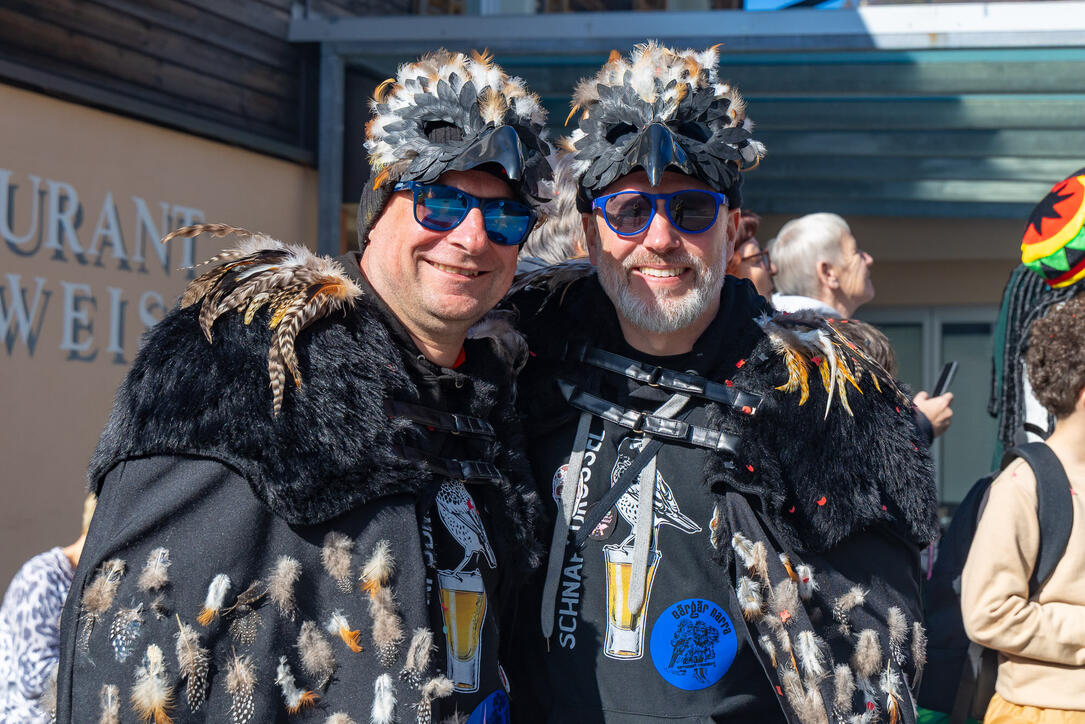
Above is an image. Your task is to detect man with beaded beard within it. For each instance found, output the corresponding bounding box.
[507,44,939,724]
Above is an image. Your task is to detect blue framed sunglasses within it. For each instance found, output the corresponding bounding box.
[394,181,536,246]
[591,189,729,236]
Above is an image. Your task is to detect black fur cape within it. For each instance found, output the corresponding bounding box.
[511,267,938,554]
[89,252,539,572]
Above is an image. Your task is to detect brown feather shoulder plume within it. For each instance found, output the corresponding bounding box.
[161,224,363,415]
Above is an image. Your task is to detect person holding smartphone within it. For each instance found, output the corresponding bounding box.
[769,213,953,442]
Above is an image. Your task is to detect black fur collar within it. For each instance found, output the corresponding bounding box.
[89,292,526,529]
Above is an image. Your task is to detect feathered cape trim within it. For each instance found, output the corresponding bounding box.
[90,229,539,551]
[510,265,938,552]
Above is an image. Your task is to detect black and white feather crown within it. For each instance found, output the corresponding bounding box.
[562,42,765,203]
[365,48,553,203]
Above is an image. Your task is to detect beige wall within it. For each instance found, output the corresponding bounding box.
[759,214,1022,307]
[0,84,318,587]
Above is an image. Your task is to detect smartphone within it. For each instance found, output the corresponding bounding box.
[932,360,958,397]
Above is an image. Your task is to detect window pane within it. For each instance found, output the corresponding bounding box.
[939,322,997,504]
[875,323,923,391]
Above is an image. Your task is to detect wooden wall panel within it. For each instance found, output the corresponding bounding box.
[0,0,315,159]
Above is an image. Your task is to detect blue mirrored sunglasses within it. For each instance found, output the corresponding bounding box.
[394,181,536,246]
[591,189,729,236]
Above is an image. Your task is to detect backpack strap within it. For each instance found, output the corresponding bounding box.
[1000,442,1075,595]
[948,444,1072,723]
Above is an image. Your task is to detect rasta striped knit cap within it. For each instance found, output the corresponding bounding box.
[1021,167,1085,289]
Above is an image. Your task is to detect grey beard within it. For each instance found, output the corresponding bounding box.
[595,252,722,335]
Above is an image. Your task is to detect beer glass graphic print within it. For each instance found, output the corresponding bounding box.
[438,569,487,692]
[602,437,701,661]
[435,481,496,692]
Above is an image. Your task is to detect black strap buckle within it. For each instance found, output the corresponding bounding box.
[647,366,663,387]
[557,379,741,455]
[385,400,496,439]
[399,446,504,484]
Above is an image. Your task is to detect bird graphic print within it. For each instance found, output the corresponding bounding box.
[433,479,496,694]
[612,436,702,548]
[435,480,497,574]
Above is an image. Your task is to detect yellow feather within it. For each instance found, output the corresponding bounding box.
[780,554,798,582]
[565,104,580,128]
[338,626,363,653]
[775,348,810,406]
[269,294,299,330]
[818,357,832,395]
[373,77,397,103]
[837,356,863,394]
[242,293,271,325]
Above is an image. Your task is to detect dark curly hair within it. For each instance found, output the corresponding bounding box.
[1026,293,1085,419]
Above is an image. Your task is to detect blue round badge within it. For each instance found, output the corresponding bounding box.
[466,689,510,724]
[649,598,738,691]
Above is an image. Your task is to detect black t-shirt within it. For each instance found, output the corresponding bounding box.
[526,311,786,723]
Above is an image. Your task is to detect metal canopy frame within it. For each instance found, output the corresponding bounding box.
[299,1,1085,253]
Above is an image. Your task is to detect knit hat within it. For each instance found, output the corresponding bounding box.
[1021,167,1085,288]
[356,49,553,249]
[561,42,765,210]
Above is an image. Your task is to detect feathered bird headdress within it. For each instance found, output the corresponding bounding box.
[357,48,553,247]
[562,42,765,207]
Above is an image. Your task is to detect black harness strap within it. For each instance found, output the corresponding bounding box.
[385,400,496,439]
[564,341,764,412]
[557,380,743,455]
[398,446,505,484]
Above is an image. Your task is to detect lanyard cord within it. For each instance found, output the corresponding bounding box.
[540,410,593,640]
[539,394,690,640]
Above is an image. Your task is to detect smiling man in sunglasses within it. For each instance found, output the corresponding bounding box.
[508,44,938,724]
[58,50,548,723]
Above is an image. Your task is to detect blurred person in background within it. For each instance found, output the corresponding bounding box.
[725,210,777,299]
[0,494,95,722]
[961,293,1085,724]
[519,154,588,272]
[771,212,953,441]
[990,168,1085,457]
[770,212,873,318]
